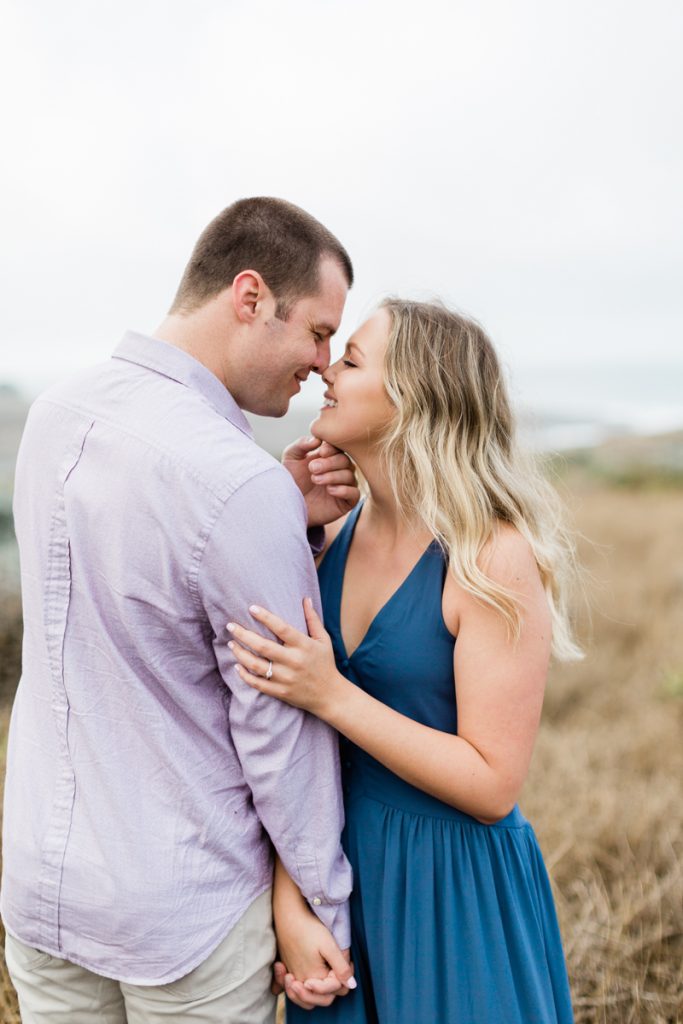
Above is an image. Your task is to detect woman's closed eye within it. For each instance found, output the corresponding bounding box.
[343,359,357,368]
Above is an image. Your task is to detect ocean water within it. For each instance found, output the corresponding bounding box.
[247,361,683,456]
[509,361,683,452]
[0,362,680,590]
[1,361,681,469]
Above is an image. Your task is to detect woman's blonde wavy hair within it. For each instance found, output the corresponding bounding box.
[377,298,582,662]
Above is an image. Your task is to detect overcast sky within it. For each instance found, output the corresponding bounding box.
[2,0,682,400]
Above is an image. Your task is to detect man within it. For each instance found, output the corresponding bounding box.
[2,197,357,1022]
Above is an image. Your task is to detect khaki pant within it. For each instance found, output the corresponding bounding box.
[5,888,277,1024]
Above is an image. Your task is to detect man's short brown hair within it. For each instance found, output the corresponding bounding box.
[170,197,353,318]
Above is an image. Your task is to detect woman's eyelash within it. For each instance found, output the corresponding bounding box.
[343,359,356,367]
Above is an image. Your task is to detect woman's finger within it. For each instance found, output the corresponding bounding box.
[318,938,356,991]
[248,605,303,645]
[303,597,328,641]
[228,641,272,680]
[234,662,285,697]
[225,623,283,660]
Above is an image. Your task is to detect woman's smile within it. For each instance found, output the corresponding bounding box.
[310,309,395,451]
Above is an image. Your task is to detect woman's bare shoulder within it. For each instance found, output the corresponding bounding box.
[479,522,539,587]
[441,522,540,636]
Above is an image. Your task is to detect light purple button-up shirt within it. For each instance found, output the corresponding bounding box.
[1,331,352,984]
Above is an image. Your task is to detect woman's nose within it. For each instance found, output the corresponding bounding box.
[322,359,341,386]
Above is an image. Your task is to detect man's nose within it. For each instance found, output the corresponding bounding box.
[312,339,331,374]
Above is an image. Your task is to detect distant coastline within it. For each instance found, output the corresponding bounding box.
[510,359,683,451]
[3,362,682,469]
[4,359,683,460]
[2,364,679,512]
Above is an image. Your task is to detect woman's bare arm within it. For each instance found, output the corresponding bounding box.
[230,528,550,824]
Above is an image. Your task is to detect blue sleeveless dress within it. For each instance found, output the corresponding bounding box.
[287,502,574,1023]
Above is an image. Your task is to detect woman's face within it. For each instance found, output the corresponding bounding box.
[310,307,396,452]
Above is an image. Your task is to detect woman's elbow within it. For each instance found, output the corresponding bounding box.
[472,782,519,825]
[474,807,514,825]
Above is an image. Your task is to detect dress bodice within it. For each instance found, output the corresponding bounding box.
[318,501,458,736]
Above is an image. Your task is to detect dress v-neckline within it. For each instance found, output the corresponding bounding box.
[335,501,437,661]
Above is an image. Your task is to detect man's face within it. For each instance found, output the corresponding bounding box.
[246,257,349,417]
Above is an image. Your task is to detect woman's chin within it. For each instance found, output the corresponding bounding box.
[309,413,331,442]
[309,412,352,451]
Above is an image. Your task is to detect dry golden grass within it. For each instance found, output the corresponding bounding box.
[1,458,682,1023]
[522,467,683,1023]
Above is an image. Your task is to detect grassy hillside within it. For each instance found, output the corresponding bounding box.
[524,454,683,1022]
[1,439,682,1023]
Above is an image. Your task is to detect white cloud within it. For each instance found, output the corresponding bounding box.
[1,0,682,391]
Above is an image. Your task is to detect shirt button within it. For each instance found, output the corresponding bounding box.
[341,658,349,668]
[312,897,322,906]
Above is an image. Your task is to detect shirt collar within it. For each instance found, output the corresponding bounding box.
[112,330,254,440]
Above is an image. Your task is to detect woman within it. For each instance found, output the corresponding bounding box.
[227,299,579,1022]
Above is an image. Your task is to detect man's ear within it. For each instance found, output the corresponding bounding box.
[231,270,270,323]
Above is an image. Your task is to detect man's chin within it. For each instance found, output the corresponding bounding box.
[249,398,290,419]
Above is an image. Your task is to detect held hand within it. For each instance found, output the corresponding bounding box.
[273,960,353,1009]
[227,599,347,719]
[280,954,355,1011]
[273,903,355,1010]
[282,435,360,527]
[271,959,286,996]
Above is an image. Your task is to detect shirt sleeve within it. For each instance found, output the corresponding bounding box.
[197,465,352,949]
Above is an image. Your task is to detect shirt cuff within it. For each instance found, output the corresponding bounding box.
[308,897,351,951]
[306,525,325,557]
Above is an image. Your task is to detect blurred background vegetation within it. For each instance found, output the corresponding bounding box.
[0,392,681,1022]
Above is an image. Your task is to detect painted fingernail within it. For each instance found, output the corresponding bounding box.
[227,641,234,650]
[249,605,262,614]
[226,622,235,632]
[347,976,357,990]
